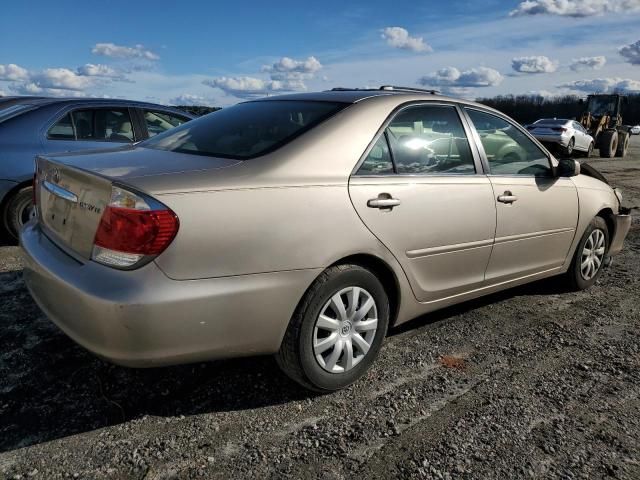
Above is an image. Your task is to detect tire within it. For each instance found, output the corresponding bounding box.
[599,130,618,158]
[2,187,33,242]
[615,132,629,158]
[276,264,390,392]
[581,142,594,158]
[565,216,609,291]
[564,137,575,156]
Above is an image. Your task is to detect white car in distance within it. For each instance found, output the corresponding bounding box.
[527,118,594,157]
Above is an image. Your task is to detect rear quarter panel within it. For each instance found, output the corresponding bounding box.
[153,185,399,280]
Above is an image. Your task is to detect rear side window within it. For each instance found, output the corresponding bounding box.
[142,100,347,159]
[47,108,134,142]
[47,113,74,139]
[143,110,190,137]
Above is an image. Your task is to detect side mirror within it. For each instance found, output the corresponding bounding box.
[556,158,580,177]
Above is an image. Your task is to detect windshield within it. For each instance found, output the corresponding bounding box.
[0,104,37,123]
[587,97,617,116]
[142,100,348,159]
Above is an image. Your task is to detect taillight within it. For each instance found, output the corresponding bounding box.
[552,127,567,132]
[92,186,179,269]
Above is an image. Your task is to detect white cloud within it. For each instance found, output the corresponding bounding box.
[558,77,640,93]
[619,40,640,65]
[261,56,323,86]
[510,0,640,17]
[203,76,301,99]
[9,82,89,97]
[570,56,607,71]
[381,27,432,53]
[418,66,503,88]
[511,56,558,73]
[170,93,213,106]
[77,63,123,78]
[29,68,97,91]
[91,43,159,60]
[0,63,30,81]
[0,89,6,97]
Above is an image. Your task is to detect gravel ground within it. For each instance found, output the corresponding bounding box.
[1,138,639,480]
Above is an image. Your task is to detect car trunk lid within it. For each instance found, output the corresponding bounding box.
[36,156,114,260]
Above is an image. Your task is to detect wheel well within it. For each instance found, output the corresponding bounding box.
[0,179,33,220]
[597,208,615,239]
[330,254,401,329]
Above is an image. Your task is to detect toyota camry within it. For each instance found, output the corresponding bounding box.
[21,87,631,391]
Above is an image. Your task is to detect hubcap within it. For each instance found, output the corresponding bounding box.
[313,286,378,374]
[581,229,605,280]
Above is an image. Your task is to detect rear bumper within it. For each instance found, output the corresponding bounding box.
[20,221,320,367]
[609,212,632,256]
[535,134,569,147]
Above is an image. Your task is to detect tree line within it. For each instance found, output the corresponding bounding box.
[476,93,640,125]
[175,93,640,125]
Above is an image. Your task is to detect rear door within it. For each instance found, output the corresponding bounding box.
[349,103,496,303]
[43,107,137,154]
[463,108,578,282]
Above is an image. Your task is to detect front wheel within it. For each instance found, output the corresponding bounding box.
[581,142,594,158]
[276,264,390,392]
[565,216,609,291]
[599,130,618,158]
[2,187,33,242]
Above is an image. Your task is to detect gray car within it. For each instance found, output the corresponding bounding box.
[21,87,631,392]
[0,97,195,240]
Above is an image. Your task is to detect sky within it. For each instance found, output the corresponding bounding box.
[1,0,639,106]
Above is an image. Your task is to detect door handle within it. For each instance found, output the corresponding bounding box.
[367,194,401,210]
[497,191,518,204]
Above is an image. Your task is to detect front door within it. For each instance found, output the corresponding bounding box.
[463,108,579,282]
[349,104,496,303]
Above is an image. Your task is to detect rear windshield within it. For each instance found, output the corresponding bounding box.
[533,119,568,125]
[142,100,347,159]
[0,104,37,123]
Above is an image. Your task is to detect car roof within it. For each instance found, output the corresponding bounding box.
[0,96,194,115]
[251,87,496,111]
[536,118,571,123]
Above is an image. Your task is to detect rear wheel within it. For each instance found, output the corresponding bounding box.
[276,264,389,392]
[564,137,575,156]
[599,130,618,158]
[565,216,609,291]
[615,132,629,158]
[2,187,33,242]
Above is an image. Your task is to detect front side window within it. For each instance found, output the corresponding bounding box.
[465,109,551,177]
[144,110,190,137]
[143,100,347,159]
[386,105,475,175]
